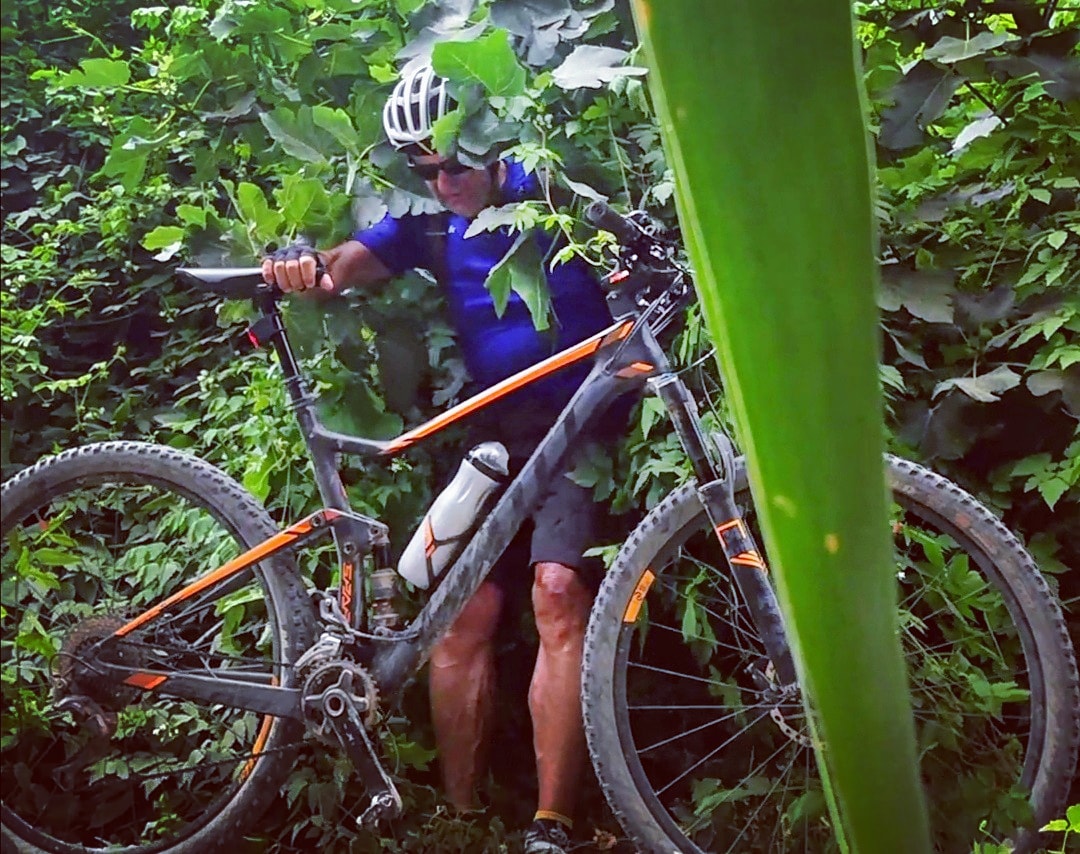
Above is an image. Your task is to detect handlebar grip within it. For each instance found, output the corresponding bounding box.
[585,200,640,245]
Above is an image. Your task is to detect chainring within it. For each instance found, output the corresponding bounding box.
[301,658,381,741]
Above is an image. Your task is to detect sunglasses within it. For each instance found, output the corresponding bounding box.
[407,157,474,180]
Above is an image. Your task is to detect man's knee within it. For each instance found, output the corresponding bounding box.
[431,582,503,666]
[532,562,591,643]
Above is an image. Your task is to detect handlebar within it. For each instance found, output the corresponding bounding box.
[585,200,644,245]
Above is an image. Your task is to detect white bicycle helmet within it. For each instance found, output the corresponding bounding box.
[382,64,453,152]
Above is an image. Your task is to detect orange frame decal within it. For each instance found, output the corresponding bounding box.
[382,320,634,454]
[124,672,168,690]
[715,518,767,571]
[113,509,342,638]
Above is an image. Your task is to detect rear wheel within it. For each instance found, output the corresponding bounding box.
[582,456,1079,853]
[1,442,314,854]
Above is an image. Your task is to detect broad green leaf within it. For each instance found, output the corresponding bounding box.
[879,269,954,324]
[631,3,930,853]
[98,117,162,192]
[235,182,284,241]
[934,366,1021,403]
[142,226,185,251]
[879,61,960,151]
[432,29,527,97]
[950,115,1003,153]
[100,147,149,193]
[923,32,1016,64]
[1036,477,1069,510]
[1047,230,1068,250]
[483,232,550,330]
[56,58,131,89]
[463,202,540,239]
[176,205,208,228]
[274,175,328,230]
[312,106,360,152]
[431,108,464,154]
[260,107,326,163]
[30,548,79,568]
[551,45,648,90]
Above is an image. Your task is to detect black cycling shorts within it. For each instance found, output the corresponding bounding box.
[486,463,604,594]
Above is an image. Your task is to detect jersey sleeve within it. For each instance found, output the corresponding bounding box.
[354,213,430,276]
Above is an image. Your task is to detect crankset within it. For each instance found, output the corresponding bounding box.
[300,652,401,829]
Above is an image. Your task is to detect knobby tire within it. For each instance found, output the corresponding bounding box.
[1,442,315,854]
[582,455,1079,854]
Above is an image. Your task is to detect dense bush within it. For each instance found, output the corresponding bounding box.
[2,0,1076,848]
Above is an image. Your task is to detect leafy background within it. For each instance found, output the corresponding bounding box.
[1,0,1076,849]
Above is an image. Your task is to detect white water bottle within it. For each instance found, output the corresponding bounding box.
[397,442,509,589]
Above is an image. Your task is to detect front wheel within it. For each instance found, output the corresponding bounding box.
[1,442,315,854]
[582,456,1079,854]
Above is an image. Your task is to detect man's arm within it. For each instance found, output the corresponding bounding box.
[261,239,393,295]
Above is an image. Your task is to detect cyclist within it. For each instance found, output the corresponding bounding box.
[262,64,618,854]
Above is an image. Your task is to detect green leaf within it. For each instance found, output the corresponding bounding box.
[274,174,329,230]
[1068,802,1080,830]
[141,223,185,261]
[432,29,527,97]
[879,269,954,323]
[311,106,360,152]
[879,62,960,151]
[1010,454,1051,478]
[235,182,284,242]
[640,396,665,439]
[1047,230,1068,250]
[98,117,163,192]
[1029,188,1052,204]
[176,205,207,228]
[551,45,648,89]
[923,32,1016,64]
[260,108,326,163]
[463,202,540,239]
[31,548,79,568]
[1041,819,1068,832]
[483,232,550,330]
[1036,477,1069,510]
[934,366,1022,403]
[431,108,464,154]
[56,58,131,89]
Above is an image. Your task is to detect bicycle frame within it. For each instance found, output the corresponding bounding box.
[96,268,796,722]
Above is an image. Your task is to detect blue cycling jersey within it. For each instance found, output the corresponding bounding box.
[354,160,611,410]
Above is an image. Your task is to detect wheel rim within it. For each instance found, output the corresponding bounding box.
[611,490,1041,853]
[1,474,284,852]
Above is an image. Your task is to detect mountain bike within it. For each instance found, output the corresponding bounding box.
[2,204,1077,854]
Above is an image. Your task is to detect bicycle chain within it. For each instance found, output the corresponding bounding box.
[52,618,306,787]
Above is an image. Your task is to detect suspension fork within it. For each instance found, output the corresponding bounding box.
[650,373,798,686]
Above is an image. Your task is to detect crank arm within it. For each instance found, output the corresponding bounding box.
[322,686,403,829]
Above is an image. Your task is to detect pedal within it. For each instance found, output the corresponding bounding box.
[322,685,403,829]
[357,791,403,830]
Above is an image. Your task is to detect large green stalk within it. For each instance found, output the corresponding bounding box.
[630,2,931,851]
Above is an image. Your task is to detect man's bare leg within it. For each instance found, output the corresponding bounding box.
[529,562,593,820]
[429,580,504,811]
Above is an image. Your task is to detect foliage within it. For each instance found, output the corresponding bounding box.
[1,0,1077,850]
